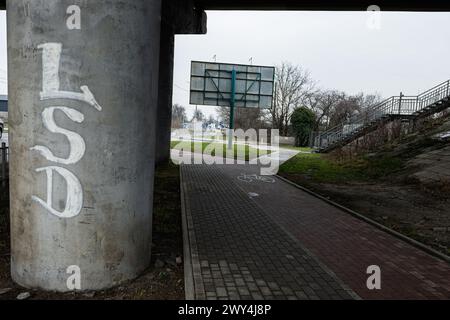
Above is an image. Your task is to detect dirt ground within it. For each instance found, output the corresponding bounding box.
[0,163,184,300]
[280,173,450,256]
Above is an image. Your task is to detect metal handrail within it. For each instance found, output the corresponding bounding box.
[315,79,450,150]
[418,80,450,99]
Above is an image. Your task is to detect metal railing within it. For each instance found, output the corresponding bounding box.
[0,142,8,187]
[315,79,450,151]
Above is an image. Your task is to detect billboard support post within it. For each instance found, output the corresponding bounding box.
[228,68,236,150]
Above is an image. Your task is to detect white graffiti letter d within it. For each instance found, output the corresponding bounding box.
[32,166,83,218]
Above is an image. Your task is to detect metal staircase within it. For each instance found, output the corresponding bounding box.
[315,79,450,153]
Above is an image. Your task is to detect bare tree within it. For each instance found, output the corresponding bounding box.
[306,90,345,131]
[171,103,187,129]
[271,62,315,136]
[217,106,266,131]
[328,95,360,128]
[327,92,382,128]
[192,109,205,122]
[356,92,383,116]
[206,114,216,126]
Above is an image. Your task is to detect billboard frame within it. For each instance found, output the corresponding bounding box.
[189,60,275,149]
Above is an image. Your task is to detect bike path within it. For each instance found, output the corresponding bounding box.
[182,164,357,300]
[181,164,450,300]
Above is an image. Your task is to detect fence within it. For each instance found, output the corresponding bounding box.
[278,136,296,146]
[315,79,450,151]
[0,142,8,187]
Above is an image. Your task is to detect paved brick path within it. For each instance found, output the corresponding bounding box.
[181,164,450,300]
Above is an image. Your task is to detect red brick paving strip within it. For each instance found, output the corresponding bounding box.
[226,165,450,299]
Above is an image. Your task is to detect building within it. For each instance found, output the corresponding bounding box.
[0,95,7,120]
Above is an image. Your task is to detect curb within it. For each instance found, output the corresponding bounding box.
[180,165,195,300]
[275,174,450,264]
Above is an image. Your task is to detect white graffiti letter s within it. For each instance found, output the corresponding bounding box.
[31,107,86,165]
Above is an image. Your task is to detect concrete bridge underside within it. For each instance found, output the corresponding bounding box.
[2,1,450,10]
[0,0,449,291]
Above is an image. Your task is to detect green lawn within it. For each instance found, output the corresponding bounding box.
[170,140,271,161]
[279,152,404,183]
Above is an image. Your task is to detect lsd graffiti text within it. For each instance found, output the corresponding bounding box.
[31,42,102,218]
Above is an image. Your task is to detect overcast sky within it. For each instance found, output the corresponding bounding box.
[2,10,450,119]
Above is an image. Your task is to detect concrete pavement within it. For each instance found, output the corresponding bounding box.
[171,143,300,167]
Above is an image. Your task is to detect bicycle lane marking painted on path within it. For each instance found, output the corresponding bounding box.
[181,164,358,300]
[225,164,450,299]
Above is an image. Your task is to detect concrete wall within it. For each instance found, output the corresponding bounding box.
[279,136,296,146]
[7,0,161,291]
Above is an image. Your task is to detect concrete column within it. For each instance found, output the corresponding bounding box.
[155,0,207,165]
[155,18,175,165]
[7,0,161,291]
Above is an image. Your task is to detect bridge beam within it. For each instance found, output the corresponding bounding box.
[7,0,161,291]
[3,1,450,11]
[194,0,450,11]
